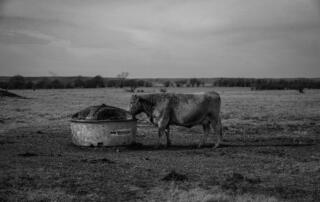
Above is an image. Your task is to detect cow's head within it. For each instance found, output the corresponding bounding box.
[129,94,143,116]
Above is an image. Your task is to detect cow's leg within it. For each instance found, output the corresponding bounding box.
[157,128,165,148]
[212,117,223,148]
[155,110,170,148]
[198,123,210,148]
[165,126,171,147]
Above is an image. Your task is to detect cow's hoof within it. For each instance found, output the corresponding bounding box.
[213,144,221,149]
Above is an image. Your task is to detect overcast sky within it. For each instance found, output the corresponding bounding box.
[0,0,319,78]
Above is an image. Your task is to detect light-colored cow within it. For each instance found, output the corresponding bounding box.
[129,91,223,148]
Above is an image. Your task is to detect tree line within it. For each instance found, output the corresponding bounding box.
[163,77,320,90]
[163,78,205,87]
[0,75,152,90]
[1,75,319,90]
[212,78,320,90]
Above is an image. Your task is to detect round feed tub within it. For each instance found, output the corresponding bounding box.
[70,119,137,147]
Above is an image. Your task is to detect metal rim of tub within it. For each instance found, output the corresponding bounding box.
[70,119,137,123]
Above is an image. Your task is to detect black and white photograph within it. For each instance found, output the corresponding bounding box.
[1,0,320,201]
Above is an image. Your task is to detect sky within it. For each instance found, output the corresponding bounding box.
[0,0,319,78]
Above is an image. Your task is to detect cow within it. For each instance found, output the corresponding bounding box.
[129,91,223,148]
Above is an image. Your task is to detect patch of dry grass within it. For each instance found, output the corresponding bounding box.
[0,87,319,201]
[1,87,319,134]
[146,182,278,202]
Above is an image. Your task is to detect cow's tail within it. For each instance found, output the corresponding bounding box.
[208,91,223,146]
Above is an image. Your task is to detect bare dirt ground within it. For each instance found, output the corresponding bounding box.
[0,87,319,201]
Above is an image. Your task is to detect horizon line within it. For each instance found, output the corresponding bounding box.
[0,75,320,80]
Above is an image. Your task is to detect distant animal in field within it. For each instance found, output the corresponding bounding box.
[129,92,223,148]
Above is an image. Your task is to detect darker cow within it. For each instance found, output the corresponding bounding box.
[129,92,223,148]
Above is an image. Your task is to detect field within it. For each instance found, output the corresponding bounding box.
[0,87,320,201]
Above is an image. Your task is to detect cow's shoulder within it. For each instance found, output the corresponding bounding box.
[138,93,171,105]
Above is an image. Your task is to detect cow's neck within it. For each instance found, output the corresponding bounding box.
[140,95,159,119]
[141,100,154,118]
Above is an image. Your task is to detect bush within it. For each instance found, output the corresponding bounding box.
[0,82,9,89]
[25,81,34,89]
[90,75,105,88]
[106,79,120,87]
[8,75,26,89]
[51,79,64,89]
[175,80,188,87]
[73,76,86,88]
[164,81,171,87]
[189,78,202,87]
[73,75,105,88]
[35,79,52,89]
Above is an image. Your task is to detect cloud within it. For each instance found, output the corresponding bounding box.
[0,30,52,45]
[0,0,319,77]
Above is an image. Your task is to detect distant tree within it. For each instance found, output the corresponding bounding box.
[175,80,187,87]
[65,82,73,89]
[84,75,105,88]
[189,78,201,87]
[35,78,51,89]
[0,82,9,89]
[117,72,129,88]
[164,81,171,87]
[8,75,26,89]
[51,79,64,89]
[91,75,105,88]
[73,76,85,88]
[112,78,152,89]
[84,79,94,88]
[106,79,119,87]
[85,75,105,88]
[25,81,34,89]
[144,80,153,87]
[200,80,205,87]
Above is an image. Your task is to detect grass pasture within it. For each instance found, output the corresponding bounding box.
[0,87,320,201]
